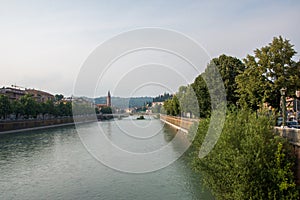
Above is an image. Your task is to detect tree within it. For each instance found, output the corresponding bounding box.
[177,85,187,101]
[172,95,181,116]
[12,99,24,119]
[65,102,72,116]
[180,85,199,118]
[20,94,38,118]
[57,102,66,116]
[45,100,55,116]
[191,75,211,117]
[0,95,12,119]
[210,54,245,106]
[163,99,173,115]
[191,55,244,117]
[101,106,112,114]
[237,36,299,110]
[55,94,64,102]
[236,55,272,110]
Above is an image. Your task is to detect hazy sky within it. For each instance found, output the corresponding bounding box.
[1,0,299,97]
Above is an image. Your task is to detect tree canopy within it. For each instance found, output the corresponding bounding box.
[0,95,12,119]
[0,94,72,120]
[191,54,245,117]
[237,36,299,110]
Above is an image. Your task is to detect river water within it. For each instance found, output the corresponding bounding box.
[0,117,213,200]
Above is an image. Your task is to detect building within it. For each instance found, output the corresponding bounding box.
[0,85,55,103]
[96,91,112,110]
[25,89,55,103]
[151,101,164,107]
[59,97,73,104]
[0,86,26,101]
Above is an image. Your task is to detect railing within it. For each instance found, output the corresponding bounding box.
[274,127,300,146]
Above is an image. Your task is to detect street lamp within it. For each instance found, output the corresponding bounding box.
[296,90,300,122]
[280,88,287,127]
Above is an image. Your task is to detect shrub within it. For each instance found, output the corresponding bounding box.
[189,109,299,199]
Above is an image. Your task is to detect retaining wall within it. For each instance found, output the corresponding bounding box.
[160,114,198,132]
[0,118,74,132]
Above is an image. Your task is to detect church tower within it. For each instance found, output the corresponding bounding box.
[107,91,111,107]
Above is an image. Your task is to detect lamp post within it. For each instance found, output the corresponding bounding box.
[280,88,287,127]
[296,90,300,122]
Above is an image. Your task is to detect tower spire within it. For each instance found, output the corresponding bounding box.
[107,90,111,107]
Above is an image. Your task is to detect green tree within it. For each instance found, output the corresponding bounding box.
[45,100,55,116]
[0,95,12,119]
[57,102,73,116]
[172,95,181,116]
[180,85,199,118]
[236,55,271,110]
[20,94,38,118]
[210,54,245,106]
[163,99,173,115]
[65,102,72,116]
[177,85,187,101]
[55,94,64,102]
[191,55,244,117]
[11,99,24,119]
[237,36,298,110]
[57,102,66,116]
[191,75,211,117]
[39,102,48,119]
[101,106,112,114]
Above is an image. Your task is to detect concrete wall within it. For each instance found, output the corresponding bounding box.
[0,118,74,132]
[160,114,198,132]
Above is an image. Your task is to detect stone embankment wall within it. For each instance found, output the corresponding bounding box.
[0,118,74,132]
[160,114,198,133]
[0,115,97,133]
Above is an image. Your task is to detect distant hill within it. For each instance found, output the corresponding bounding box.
[94,96,153,109]
[153,93,173,102]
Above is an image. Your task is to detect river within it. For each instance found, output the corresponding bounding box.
[0,116,213,200]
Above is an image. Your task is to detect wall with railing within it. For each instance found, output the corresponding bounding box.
[160,114,198,132]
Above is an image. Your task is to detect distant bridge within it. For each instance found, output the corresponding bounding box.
[96,113,159,120]
[130,113,158,116]
[96,113,129,120]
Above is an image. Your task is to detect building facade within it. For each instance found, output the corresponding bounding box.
[25,89,55,103]
[0,87,26,101]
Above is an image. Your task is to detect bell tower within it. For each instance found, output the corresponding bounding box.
[107,91,111,107]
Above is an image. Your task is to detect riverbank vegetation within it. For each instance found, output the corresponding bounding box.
[188,109,299,199]
[164,36,300,199]
[0,94,72,120]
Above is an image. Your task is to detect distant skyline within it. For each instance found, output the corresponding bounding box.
[1,0,300,97]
